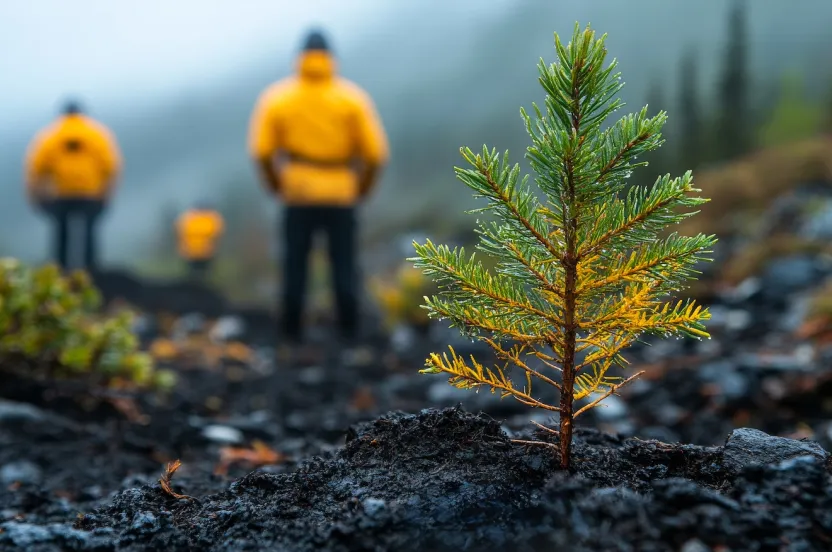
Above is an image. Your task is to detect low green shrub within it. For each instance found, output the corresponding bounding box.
[0,258,175,391]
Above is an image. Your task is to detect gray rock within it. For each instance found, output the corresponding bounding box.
[698,359,735,382]
[0,522,51,547]
[298,366,326,386]
[391,325,416,354]
[171,313,207,339]
[719,371,750,400]
[0,400,46,423]
[800,200,832,239]
[709,306,752,332]
[774,454,824,472]
[250,347,275,376]
[209,316,246,342]
[723,428,829,475]
[590,395,627,421]
[641,339,681,363]
[131,314,155,339]
[130,512,157,531]
[362,498,386,517]
[722,277,762,304]
[725,309,752,332]
[680,539,711,552]
[201,425,244,445]
[779,293,812,334]
[762,255,822,298]
[427,381,470,404]
[735,345,816,372]
[0,522,95,548]
[0,461,42,486]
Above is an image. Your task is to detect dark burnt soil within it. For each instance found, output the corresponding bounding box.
[0,408,827,552]
[3,272,832,550]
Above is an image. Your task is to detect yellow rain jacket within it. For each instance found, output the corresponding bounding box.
[248,50,389,206]
[25,114,122,201]
[176,209,225,261]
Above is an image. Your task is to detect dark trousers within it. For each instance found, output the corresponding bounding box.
[282,206,358,341]
[187,259,213,282]
[44,199,105,273]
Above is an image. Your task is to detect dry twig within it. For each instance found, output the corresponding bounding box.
[159,459,194,501]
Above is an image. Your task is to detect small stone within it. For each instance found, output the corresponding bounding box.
[736,348,815,372]
[0,401,46,423]
[591,395,627,421]
[201,425,244,445]
[699,359,735,382]
[719,371,749,400]
[655,403,685,426]
[427,381,470,404]
[362,498,386,517]
[723,277,762,304]
[800,200,832,239]
[774,454,823,472]
[641,339,680,363]
[762,255,820,298]
[779,294,811,333]
[723,428,829,476]
[0,461,42,486]
[680,539,710,552]
[391,325,416,354]
[130,512,157,531]
[171,313,206,339]
[0,522,51,547]
[298,366,325,386]
[725,309,752,332]
[209,316,246,342]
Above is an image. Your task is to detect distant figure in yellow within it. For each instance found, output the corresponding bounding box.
[25,99,122,273]
[176,202,225,282]
[248,29,389,342]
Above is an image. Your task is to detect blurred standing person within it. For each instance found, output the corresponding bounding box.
[25,100,121,274]
[176,202,225,283]
[248,29,389,343]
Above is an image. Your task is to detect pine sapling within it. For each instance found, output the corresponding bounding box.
[411,23,717,470]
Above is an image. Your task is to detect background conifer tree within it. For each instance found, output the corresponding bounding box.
[642,79,673,187]
[678,49,704,170]
[716,0,751,161]
[412,23,716,470]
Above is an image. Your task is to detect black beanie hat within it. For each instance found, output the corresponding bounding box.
[302,29,330,52]
[62,98,83,115]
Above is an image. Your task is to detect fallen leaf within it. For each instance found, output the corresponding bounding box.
[350,386,376,412]
[224,342,253,364]
[215,440,285,476]
[149,338,179,361]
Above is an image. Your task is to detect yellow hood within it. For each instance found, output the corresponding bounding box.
[296,50,336,81]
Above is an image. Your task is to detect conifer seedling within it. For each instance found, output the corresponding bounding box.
[410,23,717,470]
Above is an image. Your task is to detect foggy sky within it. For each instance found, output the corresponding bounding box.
[1,0,831,267]
[0,0,393,125]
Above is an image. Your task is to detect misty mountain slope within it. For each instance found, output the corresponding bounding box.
[1,0,831,265]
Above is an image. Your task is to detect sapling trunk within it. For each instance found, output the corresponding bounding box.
[559,255,578,470]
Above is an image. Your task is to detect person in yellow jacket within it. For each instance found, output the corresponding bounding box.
[248,29,389,342]
[25,100,121,273]
[176,202,225,281]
